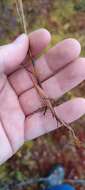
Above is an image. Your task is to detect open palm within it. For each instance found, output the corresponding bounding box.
[0,29,85,165]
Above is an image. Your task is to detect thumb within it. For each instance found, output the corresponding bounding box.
[0,34,29,74]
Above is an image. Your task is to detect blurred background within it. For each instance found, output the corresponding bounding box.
[0,0,85,190]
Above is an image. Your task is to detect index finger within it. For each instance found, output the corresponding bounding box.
[0,29,51,74]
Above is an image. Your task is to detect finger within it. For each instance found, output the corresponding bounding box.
[35,38,81,80]
[28,28,51,57]
[8,29,51,94]
[9,38,81,95]
[24,98,85,141]
[0,34,29,74]
[3,29,50,75]
[19,58,85,115]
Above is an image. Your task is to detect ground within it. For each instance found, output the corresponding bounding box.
[0,0,85,190]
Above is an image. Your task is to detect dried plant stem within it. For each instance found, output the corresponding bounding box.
[16,0,82,147]
[16,0,27,34]
[23,58,81,147]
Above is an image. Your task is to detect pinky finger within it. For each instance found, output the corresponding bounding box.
[24,98,85,141]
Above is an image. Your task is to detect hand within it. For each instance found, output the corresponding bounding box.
[0,29,85,165]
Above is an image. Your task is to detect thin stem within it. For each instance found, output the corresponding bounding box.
[16,0,83,148]
[16,0,27,34]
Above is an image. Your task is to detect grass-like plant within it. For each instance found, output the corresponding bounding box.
[16,0,83,148]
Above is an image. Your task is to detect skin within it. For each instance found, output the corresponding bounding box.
[0,28,85,165]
